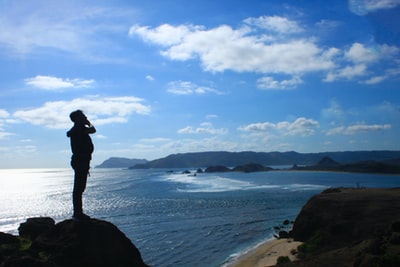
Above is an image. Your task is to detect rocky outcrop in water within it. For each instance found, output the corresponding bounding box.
[232,163,273,173]
[286,188,400,267]
[0,217,149,267]
[204,165,231,172]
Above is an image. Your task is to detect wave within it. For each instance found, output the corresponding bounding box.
[221,236,276,267]
[161,173,326,193]
[162,173,277,193]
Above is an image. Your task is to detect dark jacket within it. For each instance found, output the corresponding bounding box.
[67,124,94,158]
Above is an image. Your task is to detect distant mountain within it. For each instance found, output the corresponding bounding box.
[96,157,147,168]
[293,157,400,174]
[128,150,400,169]
[316,156,340,167]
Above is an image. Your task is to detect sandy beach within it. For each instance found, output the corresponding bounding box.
[230,238,303,267]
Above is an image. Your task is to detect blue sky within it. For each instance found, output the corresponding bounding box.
[1,0,399,168]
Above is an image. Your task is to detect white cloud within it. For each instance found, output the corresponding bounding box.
[167,81,223,95]
[325,64,367,81]
[243,16,303,34]
[0,109,10,118]
[321,100,345,119]
[364,75,387,84]
[349,0,400,15]
[345,43,379,63]
[129,24,202,46]
[129,22,336,75]
[0,109,12,139]
[239,117,319,136]
[13,96,151,129]
[0,130,13,139]
[178,123,228,135]
[238,122,276,132]
[325,43,399,82]
[145,75,155,81]
[339,64,367,79]
[131,21,399,85]
[257,76,303,89]
[326,123,392,135]
[95,134,107,139]
[15,145,37,154]
[25,75,94,90]
[344,43,398,64]
[154,137,240,155]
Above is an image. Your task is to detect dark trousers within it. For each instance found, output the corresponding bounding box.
[71,155,91,215]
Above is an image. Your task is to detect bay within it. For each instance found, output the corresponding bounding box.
[0,168,399,266]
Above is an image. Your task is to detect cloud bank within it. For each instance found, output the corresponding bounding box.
[13,96,151,129]
[129,16,399,88]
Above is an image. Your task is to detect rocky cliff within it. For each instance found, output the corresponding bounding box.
[0,217,149,267]
[287,188,400,267]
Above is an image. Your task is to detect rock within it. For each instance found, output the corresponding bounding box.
[232,163,273,173]
[204,165,231,173]
[18,217,55,240]
[1,217,149,267]
[288,188,400,267]
[283,219,290,225]
[0,232,20,263]
[278,230,289,239]
[0,232,19,245]
[392,221,400,232]
[196,168,203,173]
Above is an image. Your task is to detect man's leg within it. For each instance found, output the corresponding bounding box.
[73,170,87,215]
[71,157,90,219]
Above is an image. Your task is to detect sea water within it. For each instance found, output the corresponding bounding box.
[0,168,399,267]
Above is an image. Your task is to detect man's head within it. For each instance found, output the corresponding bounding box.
[69,110,86,123]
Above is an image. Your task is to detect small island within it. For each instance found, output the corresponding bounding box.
[99,151,400,174]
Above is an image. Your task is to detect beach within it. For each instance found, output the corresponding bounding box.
[230,238,303,267]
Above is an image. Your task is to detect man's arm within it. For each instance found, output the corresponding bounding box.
[85,120,96,134]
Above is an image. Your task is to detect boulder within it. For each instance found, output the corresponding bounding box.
[278,230,290,239]
[18,217,55,240]
[1,217,149,267]
[204,165,231,173]
[232,163,272,173]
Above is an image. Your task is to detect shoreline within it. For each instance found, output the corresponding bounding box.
[227,238,303,267]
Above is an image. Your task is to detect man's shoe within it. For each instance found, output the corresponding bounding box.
[72,213,91,221]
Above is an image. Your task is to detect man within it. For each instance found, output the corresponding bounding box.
[67,110,96,220]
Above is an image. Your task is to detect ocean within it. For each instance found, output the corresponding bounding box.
[0,168,399,266]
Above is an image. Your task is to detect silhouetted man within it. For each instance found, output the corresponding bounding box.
[67,110,96,220]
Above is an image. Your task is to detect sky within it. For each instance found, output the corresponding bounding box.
[0,0,400,168]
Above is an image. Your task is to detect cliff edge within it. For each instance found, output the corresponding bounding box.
[0,217,149,267]
[287,188,400,267]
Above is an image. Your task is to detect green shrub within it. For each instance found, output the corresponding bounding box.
[377,253,400,266]
[277,256,291,264]
[18,237,32,251]
[297,230,324,258]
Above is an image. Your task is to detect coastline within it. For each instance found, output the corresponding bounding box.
[228,238,302,267]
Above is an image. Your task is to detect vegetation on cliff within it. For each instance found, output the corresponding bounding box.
[286,188,400,267]
[292,156,400,174]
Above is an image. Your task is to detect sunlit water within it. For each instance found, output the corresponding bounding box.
[1,168,399,266]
